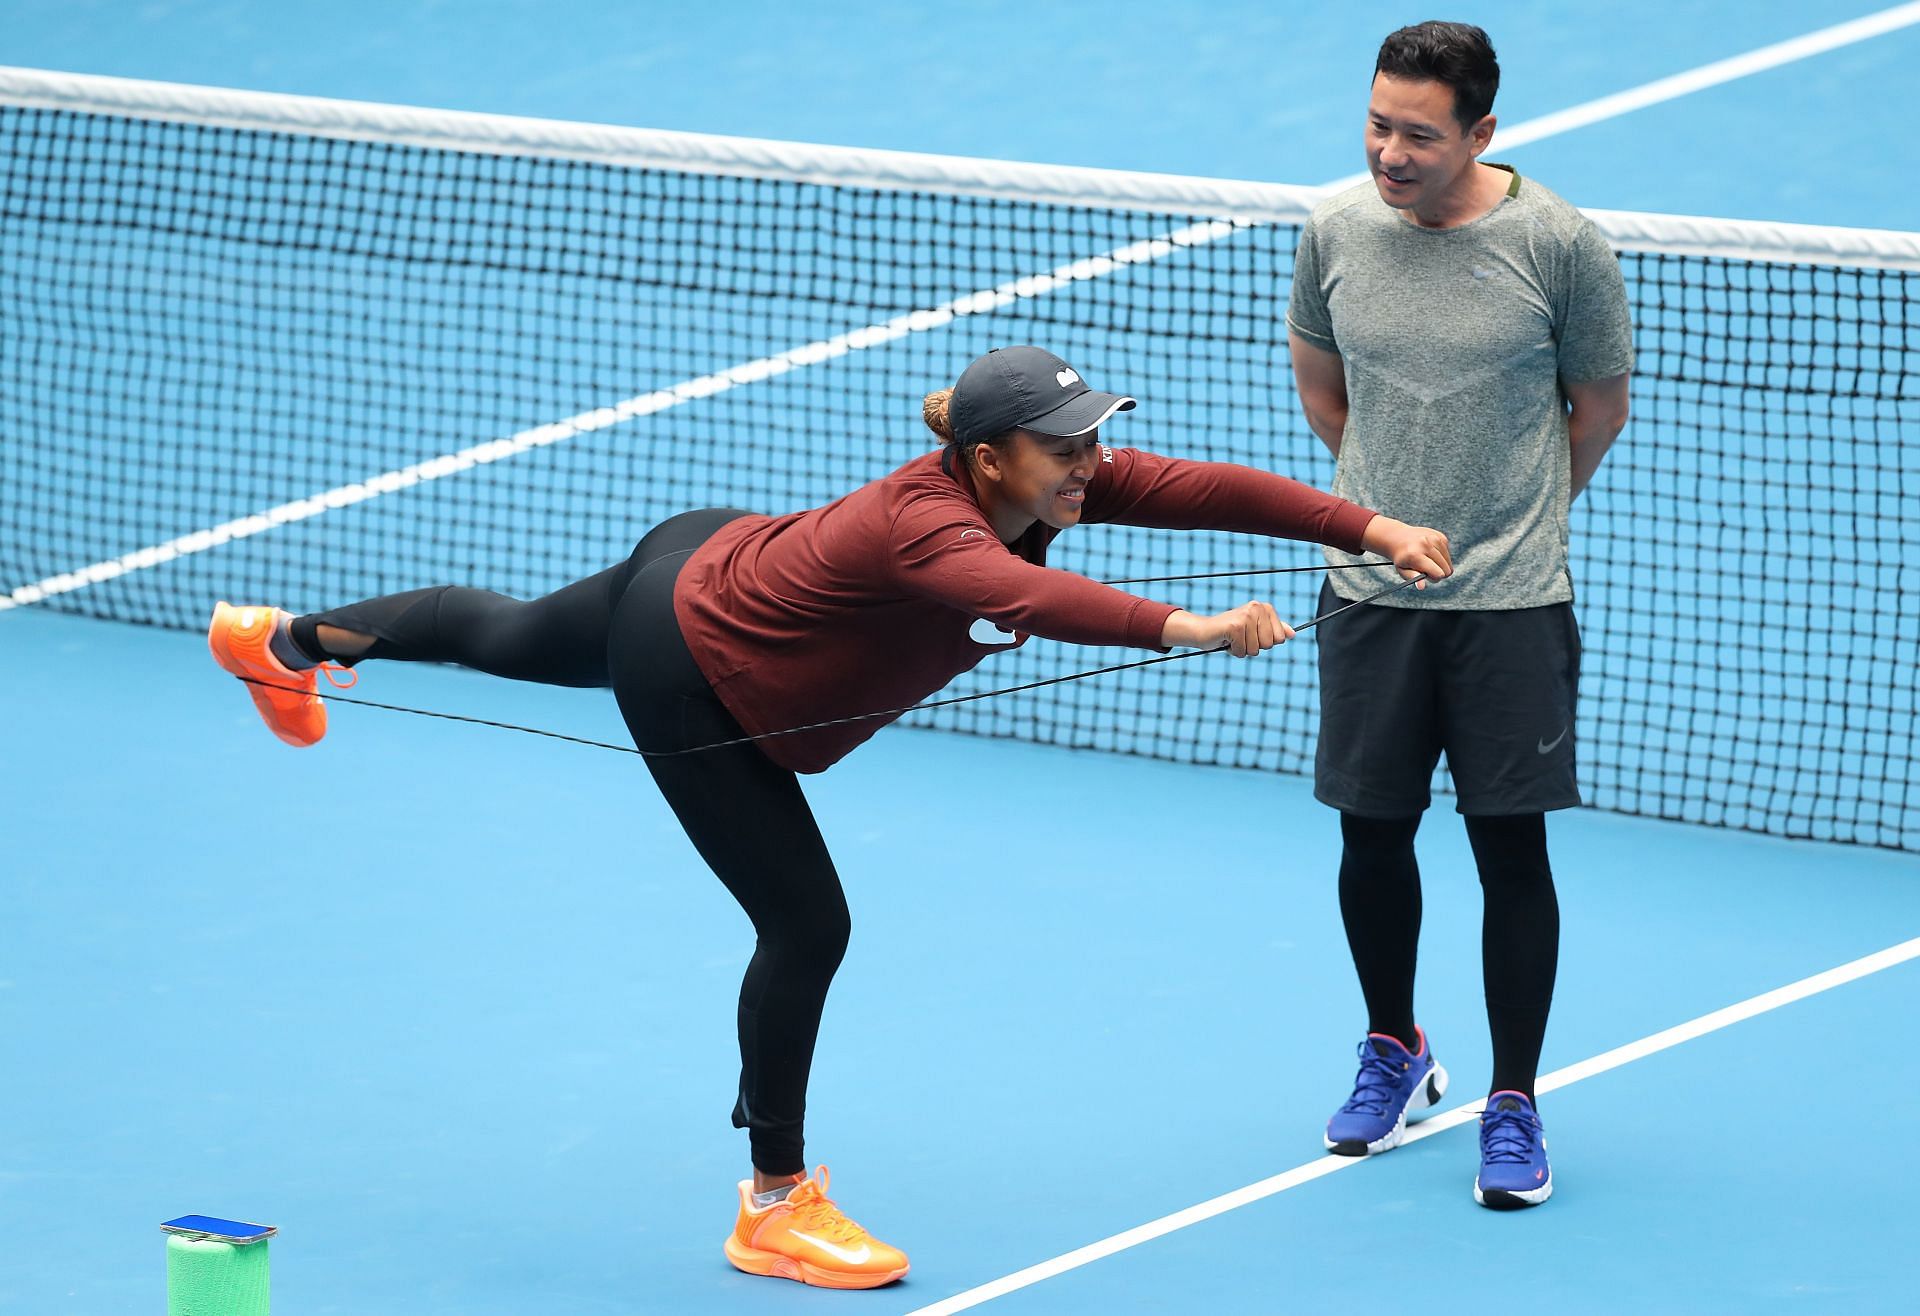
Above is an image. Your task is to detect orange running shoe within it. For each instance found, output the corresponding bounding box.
[723,1167,909,1290]
[207,602,354,747]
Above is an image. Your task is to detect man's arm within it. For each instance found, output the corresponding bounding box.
[1289,332,1349,457]
[1566,372,1630,501]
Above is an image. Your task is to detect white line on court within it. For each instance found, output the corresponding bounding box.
[901,935,1920,1316]
[1318,1,1920,188]
[0,218,1243,613]
[1493,2,1920,152]
[6,3,1915,615]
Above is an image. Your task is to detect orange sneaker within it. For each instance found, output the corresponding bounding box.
[723,1167,909,1290]
[207,602,354,747]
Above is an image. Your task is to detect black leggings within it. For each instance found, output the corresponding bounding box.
[1337,811,1559,1099]
[299,509,846,1175]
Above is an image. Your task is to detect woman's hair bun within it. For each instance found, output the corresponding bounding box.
[922,387,956,443]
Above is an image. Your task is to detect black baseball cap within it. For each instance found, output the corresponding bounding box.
[949,346,1136,446]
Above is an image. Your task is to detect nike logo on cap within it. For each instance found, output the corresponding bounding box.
[1055,368,1079,388]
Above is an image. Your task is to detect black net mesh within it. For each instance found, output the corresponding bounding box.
[3,107,1915,847]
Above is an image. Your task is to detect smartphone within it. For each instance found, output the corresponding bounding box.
[160,1216,277,1245]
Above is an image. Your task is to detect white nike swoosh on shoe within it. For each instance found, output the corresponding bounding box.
[791,1231,872,1265]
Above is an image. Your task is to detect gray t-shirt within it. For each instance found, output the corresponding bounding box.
[1287,166,1634,609]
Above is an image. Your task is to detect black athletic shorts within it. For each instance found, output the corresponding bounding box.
[1313,579,1581,818]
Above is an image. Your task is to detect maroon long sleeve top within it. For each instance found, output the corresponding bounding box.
[674,444,1377,773]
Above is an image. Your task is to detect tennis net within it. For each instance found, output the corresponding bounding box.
[3,68,1916,849]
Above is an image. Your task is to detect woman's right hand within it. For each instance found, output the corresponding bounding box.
[1161,602,1295,657]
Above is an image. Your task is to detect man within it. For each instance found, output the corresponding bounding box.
[1287,20,1633,1208]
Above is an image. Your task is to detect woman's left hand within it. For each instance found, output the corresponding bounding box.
[1361,516,1452,588]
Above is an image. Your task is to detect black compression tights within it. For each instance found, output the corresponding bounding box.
[1338,812,1560,1099]
[296,510,844,1175]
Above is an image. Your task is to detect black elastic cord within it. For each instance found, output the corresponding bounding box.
[1100,561,1383,586]
[231,679,645,753]
[232,570,1426,758]
[640,571,1424,757]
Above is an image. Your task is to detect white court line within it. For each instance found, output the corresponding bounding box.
[902,935,1920,1316]
[7,3,1917,615]
[1319,1,1920,188]
[0,218,1243,612]
[1494,1,1920,152]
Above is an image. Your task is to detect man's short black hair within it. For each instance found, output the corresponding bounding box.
[1375,21,1500,128]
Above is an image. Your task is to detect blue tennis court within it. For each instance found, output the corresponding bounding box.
[9,607,1919,1312]
[4,4,1918,1313]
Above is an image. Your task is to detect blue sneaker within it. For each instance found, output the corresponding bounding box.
[1475,1091,1552,1209]
[1323,1028,1448,1156]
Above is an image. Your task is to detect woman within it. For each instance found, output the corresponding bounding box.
[208,345,1452,1289]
